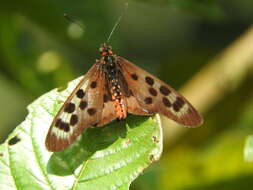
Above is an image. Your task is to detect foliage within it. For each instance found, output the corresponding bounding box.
[244,135,253,162]
[0,77,162,190]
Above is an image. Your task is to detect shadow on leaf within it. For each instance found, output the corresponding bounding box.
[46,115,149,176]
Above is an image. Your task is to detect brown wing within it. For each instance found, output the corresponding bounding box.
[117,56,203,127]
[115,70,152,116]
[96,73,118,127]
[46,64,107,152]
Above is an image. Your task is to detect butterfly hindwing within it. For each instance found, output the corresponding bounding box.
[46,64,106,152]
[116,70,152,116]
[118,56,203,127]
[96,74,118,126]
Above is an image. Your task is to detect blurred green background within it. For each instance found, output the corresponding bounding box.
[1,0,253,189]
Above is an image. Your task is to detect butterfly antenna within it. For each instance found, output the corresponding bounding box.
[106,2,129,43]
[64,13,85,30]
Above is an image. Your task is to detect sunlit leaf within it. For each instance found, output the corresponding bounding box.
[0,77,163,190]
[244,135,253,162]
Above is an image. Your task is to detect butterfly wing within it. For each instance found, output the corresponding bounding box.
[96,74,118,127]
[116,70,152,116]
[46,64,110,152]
[118,56,203,127]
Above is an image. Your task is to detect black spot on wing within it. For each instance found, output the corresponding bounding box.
[172,97,185,112]
[79,101,87,110]
[131,73,138,80]
[159,85,170,96]
[90,81,97,88]
[76,89,85,98]
[64,102,75,113]
[70,114,78,126]
[144,97,153,104]
[145,76,154,86]
[58,120,70,132]
[87,108,96,116]
[55,118,61,127]
[149,87,157,96]
[162,97,171,107]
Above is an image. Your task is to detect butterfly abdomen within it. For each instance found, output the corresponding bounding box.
[103,49,127,120]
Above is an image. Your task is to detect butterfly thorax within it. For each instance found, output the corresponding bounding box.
[99,43,127,120]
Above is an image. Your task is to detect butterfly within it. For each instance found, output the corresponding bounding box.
[45,43,203,152]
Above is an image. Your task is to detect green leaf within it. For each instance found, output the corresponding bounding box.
[244,135,253,162]
[0,76,163,190]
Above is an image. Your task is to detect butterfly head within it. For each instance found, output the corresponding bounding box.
[99,43,113,56]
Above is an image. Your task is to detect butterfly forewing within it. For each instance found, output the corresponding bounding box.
[117,56,203,127]
[46,64,106,152]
